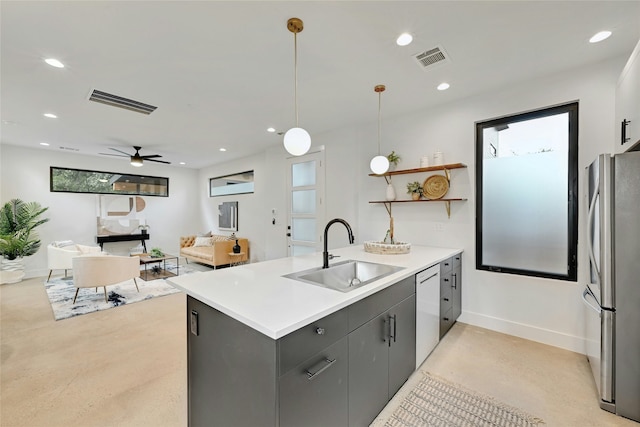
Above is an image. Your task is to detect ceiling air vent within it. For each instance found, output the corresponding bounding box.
[413,46,450,70]
[88,89,157,115]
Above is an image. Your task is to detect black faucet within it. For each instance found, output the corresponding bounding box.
[323,218,355,269]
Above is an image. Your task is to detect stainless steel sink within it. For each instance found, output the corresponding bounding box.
[284,259,404,293]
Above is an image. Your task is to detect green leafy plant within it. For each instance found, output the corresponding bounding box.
[406,181,423,194]
[150,247,164,258]
[387,151,401,166]
[0,199,49,260]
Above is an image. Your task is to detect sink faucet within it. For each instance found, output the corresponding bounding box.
[323,218,355,269]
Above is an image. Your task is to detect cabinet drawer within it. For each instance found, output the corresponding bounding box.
[440,271,453,293]
[440,288,453,314]
[453,253,462,269]
[348,275,415,332]
[279,308,348,376]
[279,337,349,427]
[440,307,454,338]
[440,257,453,275]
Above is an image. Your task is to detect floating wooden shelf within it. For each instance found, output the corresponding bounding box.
[369,163,468,218]
[368,163,467,177]
[369,198,467,218]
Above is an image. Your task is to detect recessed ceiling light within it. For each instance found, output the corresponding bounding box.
[267,127,276,133]
[44,58,64,68]
[589,31,612,43]
[43,113,57,118]
[396,33,413,46]
[40,142,50,146]
[437,83,450,91]
[179,162,186,165]
[219,148,227,152]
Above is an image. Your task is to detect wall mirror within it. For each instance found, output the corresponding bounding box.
[50,167,169,197]
[209,170,254,197]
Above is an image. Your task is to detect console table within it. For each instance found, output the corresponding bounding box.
[96,233,149,252]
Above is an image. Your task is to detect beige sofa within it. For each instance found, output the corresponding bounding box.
[180,235,249,268]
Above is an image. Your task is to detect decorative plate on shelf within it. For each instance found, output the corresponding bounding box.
[423,174,449,200]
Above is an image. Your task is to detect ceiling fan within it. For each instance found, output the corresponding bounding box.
[99,146,170,167]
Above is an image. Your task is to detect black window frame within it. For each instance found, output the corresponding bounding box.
[475,102,578,281]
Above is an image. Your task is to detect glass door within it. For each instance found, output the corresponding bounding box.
[287,151,325,256]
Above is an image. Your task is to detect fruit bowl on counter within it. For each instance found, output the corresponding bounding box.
[364,240,411,254]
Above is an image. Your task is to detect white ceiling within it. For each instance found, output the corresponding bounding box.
[2,1,639,169]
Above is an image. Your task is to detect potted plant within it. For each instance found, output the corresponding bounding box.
[150,247,164,258]
[406,181,423,200]
[387,151,401,170]
[0,199,49,283]
[138,224,150,235]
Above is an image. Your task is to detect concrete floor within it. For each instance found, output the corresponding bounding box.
[1,275,637,427]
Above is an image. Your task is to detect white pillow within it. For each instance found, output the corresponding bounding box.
[193,237,213,247]
[211,235,228,242]
[53,240,75,248]
[197,231,212,237]
[77,244,102,254]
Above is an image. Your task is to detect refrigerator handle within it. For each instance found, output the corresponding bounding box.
[582,287,601,314]
[587,181,600,285]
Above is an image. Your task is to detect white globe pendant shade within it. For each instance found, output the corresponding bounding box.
[284,127,311,156]
[370,155,390,174]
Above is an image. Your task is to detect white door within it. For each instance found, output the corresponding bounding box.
[286,150,325,256]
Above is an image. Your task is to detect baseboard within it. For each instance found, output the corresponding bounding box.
[458,310,586,355]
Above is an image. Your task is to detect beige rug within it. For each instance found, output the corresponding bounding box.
[381,372,545,427]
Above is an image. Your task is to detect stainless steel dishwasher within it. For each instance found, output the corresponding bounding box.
[415,264,440,368]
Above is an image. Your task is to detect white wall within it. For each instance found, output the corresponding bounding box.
[0,145,201,278]
[1,55,626,354]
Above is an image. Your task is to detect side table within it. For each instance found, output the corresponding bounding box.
[228,252,246,267]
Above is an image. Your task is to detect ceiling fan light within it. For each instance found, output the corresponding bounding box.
[370,155,390,175]
[130,157,143,167]
[284,127,311,156]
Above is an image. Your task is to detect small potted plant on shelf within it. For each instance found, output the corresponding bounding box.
[138,224,150,235]
[406,181,423,200]
[387,151,401,170]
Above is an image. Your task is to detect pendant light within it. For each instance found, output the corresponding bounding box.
[370,84,390,174]
[283,18,311,156]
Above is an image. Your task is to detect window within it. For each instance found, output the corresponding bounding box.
[50,167,169,197]
[475,102,578,281]
[209,171,254,197]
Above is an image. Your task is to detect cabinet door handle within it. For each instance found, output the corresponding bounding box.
[305,358,336,381]
[452,273,457,289]
[622,119,630,144]
[443,297,449,302]
[419,272,438,284]
[389,314,397,345]
[315,327,325,335]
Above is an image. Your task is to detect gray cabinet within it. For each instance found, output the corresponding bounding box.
[187,274,416,427]
[279,337,348,427]
[439,253,462,338]
[348,276,416,427]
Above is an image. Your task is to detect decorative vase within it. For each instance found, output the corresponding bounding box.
[233,239,241,254]
[411,192,421,201]
[1,257,25,284]
[385,183,397,201]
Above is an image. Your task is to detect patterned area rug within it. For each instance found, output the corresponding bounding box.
[384,372,545,427]
[44,263,194,320]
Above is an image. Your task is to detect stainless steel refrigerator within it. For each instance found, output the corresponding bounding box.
[583,151,640,422]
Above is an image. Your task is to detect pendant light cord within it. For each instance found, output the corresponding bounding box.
[294,31,299,127]
[378,91,382,154]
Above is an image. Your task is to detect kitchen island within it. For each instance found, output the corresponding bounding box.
[168,244,462,427]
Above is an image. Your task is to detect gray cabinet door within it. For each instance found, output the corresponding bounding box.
[279,337,348,427]
[348,312,389,427]
[388,295,416,397]
[452,263,462,321]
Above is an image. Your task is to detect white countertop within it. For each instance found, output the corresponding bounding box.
[168,245,461,340]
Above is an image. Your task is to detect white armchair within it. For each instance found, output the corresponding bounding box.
[47,242,103,281]
[71,255,140,303]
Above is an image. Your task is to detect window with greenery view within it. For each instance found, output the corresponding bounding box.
[50,167,169,197]
[475,102,578,281]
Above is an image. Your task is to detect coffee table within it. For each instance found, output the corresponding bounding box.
[138,253,179,281]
